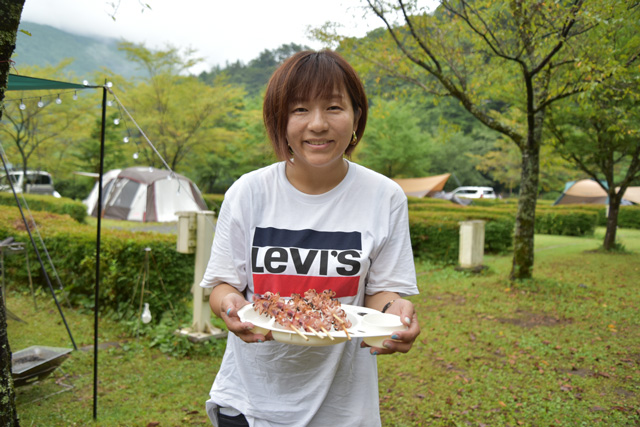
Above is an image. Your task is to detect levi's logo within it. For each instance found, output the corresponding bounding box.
[251,227,362,298]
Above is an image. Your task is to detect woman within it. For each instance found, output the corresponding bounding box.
[201,50,421,427]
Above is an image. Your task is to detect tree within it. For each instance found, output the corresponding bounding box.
[355,98,432,177]
[0,63,88,192]
[0,1,27,423]
[473,138,579,197]
[327,0,627,279]
[199,43,310,97]
[116,42,246,174]
[191,96,276,192]
[548,69,640,249]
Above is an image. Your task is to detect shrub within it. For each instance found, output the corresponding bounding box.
[408,212,459,263]
[408,210,514,263]
[613,205,640,229]
[0,206,194,317]
[0,192,87,223]
[534,208,599,236]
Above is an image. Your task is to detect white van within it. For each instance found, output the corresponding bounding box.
[0,170,61,198]
[451,186,496,199]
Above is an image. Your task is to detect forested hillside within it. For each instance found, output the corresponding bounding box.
[13,22,145,79]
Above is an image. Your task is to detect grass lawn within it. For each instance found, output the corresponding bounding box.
[8,227,640,426]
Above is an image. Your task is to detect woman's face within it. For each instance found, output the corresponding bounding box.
[286,86,360,172]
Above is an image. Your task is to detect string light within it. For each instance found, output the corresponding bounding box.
[73,91,78,101]
[133,152,139,159]
[19,100,26,110]
[55,95,62,105]
[37,98,44,108]
[113,118,120,125]
[123,136,129,143]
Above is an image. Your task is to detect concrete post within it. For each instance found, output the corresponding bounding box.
[176,210,226,342]
[458,220,485,269]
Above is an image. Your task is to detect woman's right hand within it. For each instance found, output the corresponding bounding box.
[219,292,272,343]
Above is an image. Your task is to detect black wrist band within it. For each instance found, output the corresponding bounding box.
[381,299,395,313]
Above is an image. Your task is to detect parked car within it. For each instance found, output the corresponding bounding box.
[451,186,496,199]
[0,170,61,197]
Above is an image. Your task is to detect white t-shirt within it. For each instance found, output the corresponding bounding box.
[201,161,418,427]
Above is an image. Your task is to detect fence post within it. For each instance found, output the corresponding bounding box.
[176,211,226,342]
[458,220,485,270]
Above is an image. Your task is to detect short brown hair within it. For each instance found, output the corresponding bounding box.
[263,50,368,161]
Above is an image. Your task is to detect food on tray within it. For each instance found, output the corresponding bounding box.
[253,289,352,341]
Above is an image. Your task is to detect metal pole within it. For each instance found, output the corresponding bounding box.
[0,150,76,349]
[93,84,107,420]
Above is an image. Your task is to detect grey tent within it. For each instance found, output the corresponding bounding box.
[84,166,208,222]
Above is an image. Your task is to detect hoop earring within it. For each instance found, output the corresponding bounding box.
[350,131,358,146]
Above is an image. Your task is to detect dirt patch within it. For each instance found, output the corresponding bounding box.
[614,387,636,398]
[497,309,572,328]
[13,218,36,231]
[558,366,592,377]
[423,293,467,311]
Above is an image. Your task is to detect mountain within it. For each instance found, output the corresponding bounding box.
[12,21,146,80]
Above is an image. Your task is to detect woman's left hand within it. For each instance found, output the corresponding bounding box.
[361,298,420,355]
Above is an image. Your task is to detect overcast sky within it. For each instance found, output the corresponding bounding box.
[20,0,437,74]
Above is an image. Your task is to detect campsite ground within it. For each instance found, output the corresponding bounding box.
[8,227,640,426]
[86,217,179,234]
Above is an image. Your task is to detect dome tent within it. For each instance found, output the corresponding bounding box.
[84,166,208,222]
[553,179,638,206]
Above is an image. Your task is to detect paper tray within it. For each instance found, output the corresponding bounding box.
[238,303,406,347]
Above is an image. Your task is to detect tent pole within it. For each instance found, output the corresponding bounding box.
[93,84,107,420]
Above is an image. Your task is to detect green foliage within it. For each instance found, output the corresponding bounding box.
[201,193,225,215]
[115,42,249,177]
[534,209,598,236]
[408,213,460,263]
[0,206,193,316]
[112,304,228,358]
[0,192,86,222]
[69,111,128,178]
[198,43,310,97]
[617,206,640,230]
[355,98,433,177]
[0,63,95,184]
[52,174,95,201]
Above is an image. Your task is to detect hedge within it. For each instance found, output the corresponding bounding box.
[535,207,598,236]
[2,192,636,313]
[408,209,515,263]
[0,206,194,317]
[0,192,87,223]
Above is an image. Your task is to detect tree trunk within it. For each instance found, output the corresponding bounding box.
[603,194,621,250]
[0,0,27,425]
[510,142,540,280]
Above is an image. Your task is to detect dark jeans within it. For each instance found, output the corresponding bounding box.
[218,411,249,427]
